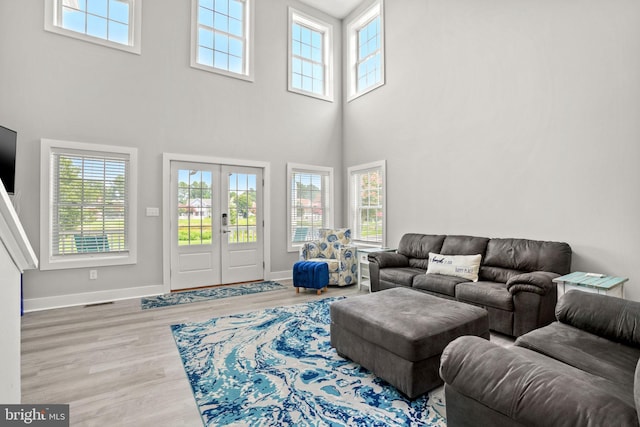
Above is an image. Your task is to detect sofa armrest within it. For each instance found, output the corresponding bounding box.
[556,290,640,347]
[635,359,640,423]
[440,336,638,427]
[506,271,559,295]
[367,251,408,268]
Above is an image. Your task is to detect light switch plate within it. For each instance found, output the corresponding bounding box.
[146,207,160,217]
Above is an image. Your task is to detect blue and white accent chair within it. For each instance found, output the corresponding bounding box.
[298,228,358,286]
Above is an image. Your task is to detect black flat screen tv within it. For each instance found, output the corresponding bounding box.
[0,125,17,194]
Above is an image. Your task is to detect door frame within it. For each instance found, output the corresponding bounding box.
[162,153,271,294]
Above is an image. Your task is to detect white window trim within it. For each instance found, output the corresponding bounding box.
[44,0,143,55]
[346,0,385,102]
[286,163,334,252]
[40,138,138,270]
[348,160,386,247]
[287,7,334,102]
[190,0,255,82]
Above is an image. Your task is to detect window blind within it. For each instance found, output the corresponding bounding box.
[290,170,329,244]
[51,149,130,256]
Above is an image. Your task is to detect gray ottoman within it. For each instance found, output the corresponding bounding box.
[330,287,489,398]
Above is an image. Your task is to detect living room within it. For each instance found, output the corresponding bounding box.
[1,0,639,425]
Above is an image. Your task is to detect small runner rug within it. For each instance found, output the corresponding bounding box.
[171,297,447,426]
[141,281,286,309]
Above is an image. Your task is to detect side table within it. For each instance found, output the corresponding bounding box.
[357,247,396,292]
[553,271,628,299]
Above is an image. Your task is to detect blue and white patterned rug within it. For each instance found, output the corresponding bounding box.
[141,281,286,309]
[171,298,447,426]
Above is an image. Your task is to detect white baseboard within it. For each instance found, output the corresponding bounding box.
[23,284,164,313]
[268,270,293,282]
[24,271,294,313]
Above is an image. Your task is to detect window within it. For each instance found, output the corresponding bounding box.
[346,0,385,101]
[191,0,254,81]
[348,160,386,246]
[40,139,138,270]
[44,0,142,54]
[287,163,333,251]
[288,8,334,102]
[177,168,213,246]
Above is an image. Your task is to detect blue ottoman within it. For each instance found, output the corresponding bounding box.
[293,261,329,295]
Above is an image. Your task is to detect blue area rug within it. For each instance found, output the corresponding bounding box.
[171,298,447,426]
[141,281,286,309]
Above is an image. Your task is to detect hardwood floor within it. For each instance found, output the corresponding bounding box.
[21,281,366,426]
[21,282,514,426]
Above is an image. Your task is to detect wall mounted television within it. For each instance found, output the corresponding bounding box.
[0,125,17,194]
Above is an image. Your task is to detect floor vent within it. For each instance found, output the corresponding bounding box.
[84,301,114,308]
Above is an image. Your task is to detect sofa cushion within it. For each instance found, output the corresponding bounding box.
[397,234,445,270]
[479,266,524,284]
[307,258,340,273]
[441,235,490,257]
[455,281,514,311]
[426,253,482,281]
[413,273,468,297]
[482,238,572,282]
[510,345,636,409]
[319,228,351,245]
[515,322,640,388]
[556,290,640,347]
[379,267,425,287]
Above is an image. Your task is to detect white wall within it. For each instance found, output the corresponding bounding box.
[0,1,343,303]
[4,0,640,304]
[343,0,640,299]
[0,241,21,403]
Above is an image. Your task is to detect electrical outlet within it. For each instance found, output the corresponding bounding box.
[89,270,98,280]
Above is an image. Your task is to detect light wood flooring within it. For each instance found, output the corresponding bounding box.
[21,281,365,426]
[21,282,513,426]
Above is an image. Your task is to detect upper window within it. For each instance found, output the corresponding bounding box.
[288,8,334,102]
[191,0,254,81]
[348,160,386,246]
[44,0,142,54]
[346,0,385,101]
[40,139,138,270]
[287,163,333,252]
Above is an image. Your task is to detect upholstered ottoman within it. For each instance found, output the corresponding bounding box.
[293,261,329,295]
[330,287,489,398]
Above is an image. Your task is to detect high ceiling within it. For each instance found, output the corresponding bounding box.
[298,0,363,19]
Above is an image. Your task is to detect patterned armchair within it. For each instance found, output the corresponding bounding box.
[298,228,358,286]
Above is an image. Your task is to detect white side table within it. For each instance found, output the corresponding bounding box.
[357,247,396,292]
[553,271,628,299]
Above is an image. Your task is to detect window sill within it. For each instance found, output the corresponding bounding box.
[40,253,137,271]
[347,80,385,103]
[44,25,141,55]
[190,61,254,82]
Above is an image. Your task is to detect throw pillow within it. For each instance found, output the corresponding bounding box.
[426,253,482,282]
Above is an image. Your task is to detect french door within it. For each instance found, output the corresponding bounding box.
[170,161,264,290]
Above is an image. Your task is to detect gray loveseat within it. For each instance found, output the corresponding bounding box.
[368,234,572,337]
[440,291,640,427]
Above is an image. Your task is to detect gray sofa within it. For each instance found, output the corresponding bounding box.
[440,291,640,427]
[368,234,572,337]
